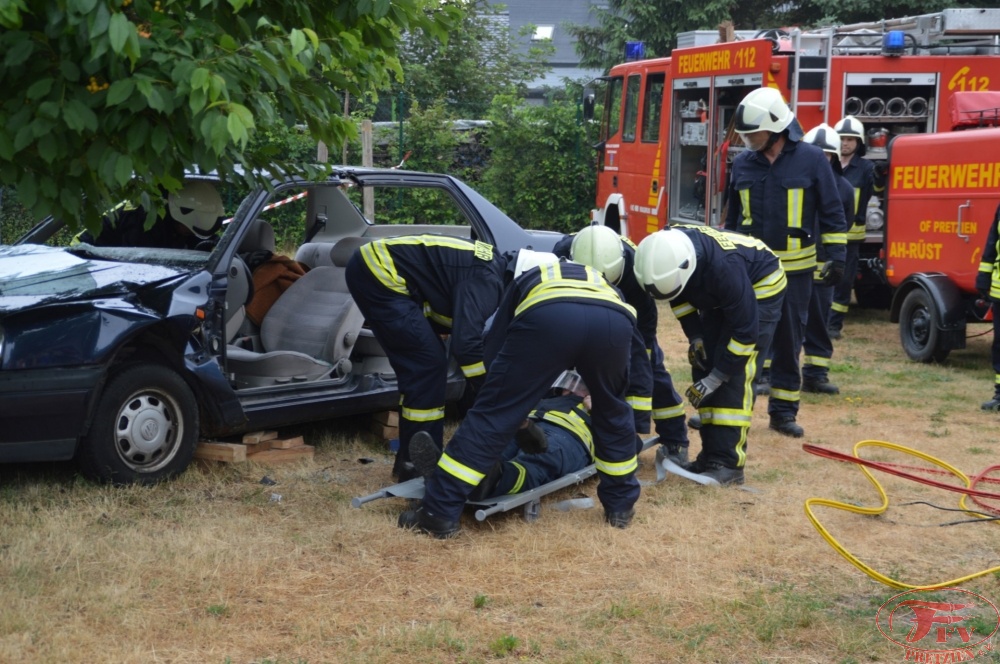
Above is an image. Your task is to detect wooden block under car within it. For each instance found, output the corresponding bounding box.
[369,422,399,440]
[194,442,248,463]
[242,431,279,444]
[246,445,315,464]
[269,435,305,450]
[373,410,399,427]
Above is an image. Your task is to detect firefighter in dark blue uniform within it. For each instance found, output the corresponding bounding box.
[724,87,848,438]
[828,116,877,339]
[634,226,786,485]
[976,203,1000,411]
[398,255,649,537]
[345,235,506,479]
[554,225,689,463]
[801,124,856,395]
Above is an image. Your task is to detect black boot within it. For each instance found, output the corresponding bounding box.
[409,431,442,478]
[397,503,461,539]
[515,420,548,454]
[687,414,702,430]
[604,508,635,529]
[769,415,804,438]
[802,376,840,395]
[392,455,419,483]
[981,391,1000,412]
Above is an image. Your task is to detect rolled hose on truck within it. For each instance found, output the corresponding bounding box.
[803,440,1000,590]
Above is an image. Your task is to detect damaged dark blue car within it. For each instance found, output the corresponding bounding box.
[0,169,559,484]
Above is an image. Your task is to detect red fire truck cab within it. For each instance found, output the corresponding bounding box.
[886,94,1000,362]
[592,9,1000,310]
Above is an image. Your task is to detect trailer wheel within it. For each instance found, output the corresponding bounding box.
[899,289,949,363]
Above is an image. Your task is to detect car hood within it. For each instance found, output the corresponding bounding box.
[0,245,193,313]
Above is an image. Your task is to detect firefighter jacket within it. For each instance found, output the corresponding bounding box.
[528,393,594,460]
[486,260,653,404]
[358,234,505,378]
[977,203,1000,301]
[668,225,786,379]
[841,155,875,242]
[725,138,848,274]
[552,234,659,349]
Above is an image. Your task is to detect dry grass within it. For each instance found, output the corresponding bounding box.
[2,305,1000,664]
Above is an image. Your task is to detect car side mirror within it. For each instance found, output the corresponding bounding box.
[582,91,595,121]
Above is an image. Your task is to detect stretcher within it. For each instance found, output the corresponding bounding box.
[351,436,662,522]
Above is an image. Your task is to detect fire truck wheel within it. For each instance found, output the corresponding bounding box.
[898,288,949,363]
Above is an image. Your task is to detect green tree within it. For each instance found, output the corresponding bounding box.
[480,93,595,234]
[396,0,553,118]
[0,0,460,232]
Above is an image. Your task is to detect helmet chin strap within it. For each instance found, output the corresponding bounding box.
[757,130,782,153]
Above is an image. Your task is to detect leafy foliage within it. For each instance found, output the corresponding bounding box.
[479,94,596,234]
[0,0,460,232]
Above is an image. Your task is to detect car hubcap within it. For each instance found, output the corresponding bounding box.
[114,389,183,471]
[911,307,930,346]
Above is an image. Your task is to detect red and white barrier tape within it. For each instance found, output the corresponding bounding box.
[223,191,308,224]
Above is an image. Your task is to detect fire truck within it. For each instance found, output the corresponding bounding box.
[591,8,1000,309]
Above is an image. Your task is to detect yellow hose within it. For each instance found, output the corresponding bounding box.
[804,440,1000,590]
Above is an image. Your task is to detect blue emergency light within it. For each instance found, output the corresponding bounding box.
[625,41,645,61]
[882,30,906,56]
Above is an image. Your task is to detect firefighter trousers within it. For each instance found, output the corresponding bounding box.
[992,302,1000,389]
[488,423,591,498]
[694,293,781,469]
[803,280,834,382]
[829,242,860,332]
[345,254,447,462]
[650,340,688,448]
[769,271,810,420]
[422,302,639,522]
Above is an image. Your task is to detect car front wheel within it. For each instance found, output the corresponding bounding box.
[77,364,199,485]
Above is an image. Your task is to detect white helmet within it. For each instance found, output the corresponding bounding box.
[633,229,698,300]
[512,249,559,279]
[803,123,841,158]
[834,115,866,156]
[734,88,794,135]
[570,225,626,284]
[552,369,588,396]
[168,181,224,238]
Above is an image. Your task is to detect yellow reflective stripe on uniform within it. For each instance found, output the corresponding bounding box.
[627,395,652,411]
[739,189,752,226]
[769,387,800,402]
[653,404,685,420]
[646,348,652,359]
[595,455,638,476]
[461,361,486,378]
[776,245,817,272]
[360,242,408,295]
[382,235,482,251]
[995,374,1000,385]
[831,301,849,314]
[821,232,847,245]
[752,269,786,300]
[515,263,636,319]
[671,301,697,319]
[734,425,749,468]
[979,261,993,273]
[438,452,485,486]
[539,411,593,457]
[803,354,830,368]
[507,462,527,494]
[401,405,445,422]
[787,187,804,258]
[700,407,753,426]
[422,302,453,328]
[726,338,755,357]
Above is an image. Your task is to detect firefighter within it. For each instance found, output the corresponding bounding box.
[344,234,506,481]
[408,370,595,499]
[801,124,855,395]
[78,180,224,249]
[398,255,647,538]
[724,87,848,437]
[633,226,785,485]
[553,225,689,464]
[828,115,877,340]
[976,203,1000,411]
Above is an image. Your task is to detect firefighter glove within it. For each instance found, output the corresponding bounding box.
[688,338,709,372]
[685,369,728,409]
[819,260,846,287]
[976,272,992,299]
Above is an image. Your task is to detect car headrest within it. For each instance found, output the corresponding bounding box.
[331,236,372,267]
